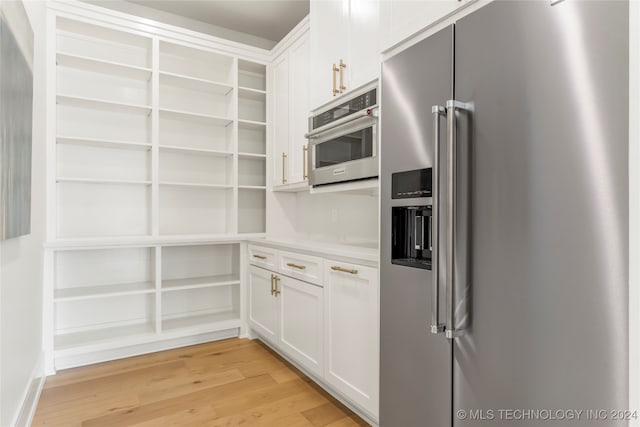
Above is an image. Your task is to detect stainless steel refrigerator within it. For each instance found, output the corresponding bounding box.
[380,1,629,426]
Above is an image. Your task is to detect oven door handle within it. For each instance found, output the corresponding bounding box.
[304,106,378,139]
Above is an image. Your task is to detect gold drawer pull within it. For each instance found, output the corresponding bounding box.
[331,266,358,275]
[286,262,306,270]
[253,254,267,260]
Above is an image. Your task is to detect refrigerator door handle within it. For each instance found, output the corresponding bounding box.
[431,105,446,334]
[445,99,470,339]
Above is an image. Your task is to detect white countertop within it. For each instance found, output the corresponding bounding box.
[248,236,379,266]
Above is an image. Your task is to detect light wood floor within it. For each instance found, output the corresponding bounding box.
[33,338,369,427]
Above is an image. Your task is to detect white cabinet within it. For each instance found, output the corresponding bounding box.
[279,275,323,377]
[247,264,324,377]
[271,52,289,186]
[270,31,310,189]
[246,245,379,420]
[324,260,379,417]
[248,265,279,342]
[310,0,380,110]
[380,0,471,52]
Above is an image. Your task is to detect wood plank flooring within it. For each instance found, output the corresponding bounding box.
[33,338,370,427]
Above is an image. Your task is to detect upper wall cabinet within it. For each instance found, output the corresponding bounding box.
[379,0,472,52]
[270,30,310,189]
[309,0,380,111]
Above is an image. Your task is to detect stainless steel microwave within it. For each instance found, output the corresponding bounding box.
[305,87,378,187]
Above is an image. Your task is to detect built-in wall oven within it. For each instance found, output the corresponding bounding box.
[305,86,378,187]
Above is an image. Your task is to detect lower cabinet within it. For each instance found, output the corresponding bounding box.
[247,246,379,421]
[248,265,279,342]
[324,260,379,417]
[248,265,324,377]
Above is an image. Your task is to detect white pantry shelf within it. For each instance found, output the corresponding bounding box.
[159,108,233,126]
[56,177,152,186]
[160,71,233,94]
[238,152,267,159]
[54,322,155,352]
[238,86,266,101]
[159,145,233,157]
[57,135,151,151]
[159,181,233,189]
[238,185,267,190]
[56,51,152,81]
[238,119,267,130]
[162,310,241,333]
[57,94,152,115]
[54,281,155,302]
[161,275,239,292]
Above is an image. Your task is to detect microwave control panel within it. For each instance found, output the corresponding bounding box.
[312,89,377,130]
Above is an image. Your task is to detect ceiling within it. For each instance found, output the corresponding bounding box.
[125,0,309,44]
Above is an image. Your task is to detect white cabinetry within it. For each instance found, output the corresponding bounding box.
[248,265,279,342]
[279,274,323,376]
[247,263,324,377]
[246,244,378,420]
[310,0,380,110]
[270,30,310,189]
[324,260,379,417]
[380,0,472,52]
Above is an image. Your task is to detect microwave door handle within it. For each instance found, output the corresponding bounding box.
[415,215,423,250]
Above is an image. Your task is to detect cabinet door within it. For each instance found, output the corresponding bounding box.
[279,276,323,377]
[324,261,379,416]
[270,53,289,186]
[248,266,279,343]
[288,33,310,185]
[310,0,349,110]
[347,0,380,93]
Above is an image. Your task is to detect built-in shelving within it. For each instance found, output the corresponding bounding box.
[57,52,152,80]
[50,12,266,367]
[57,136,152,151]
[158,108,233,126]
[56,177,152,185]
[54,281,156,302]
[57,94,152,115]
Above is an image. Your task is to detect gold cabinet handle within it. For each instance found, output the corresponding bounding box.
[286,262,306,270]
[303,145,308,180]
[332,63,339,96]
[274,275,281,296]
[253,254,267,260]
[331,265,358,275]
[281,152,287,184]
[270,274,276,295]
[339,59,346,93]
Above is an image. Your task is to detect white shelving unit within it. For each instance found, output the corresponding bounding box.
[238,60,267,234]
[52,243,241,365]
[47,8,268,369]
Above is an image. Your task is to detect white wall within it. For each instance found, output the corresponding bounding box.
[294,192,378,245]
[0,1,47,426]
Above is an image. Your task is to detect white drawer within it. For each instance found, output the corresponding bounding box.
[248,245,278,269]
[279,250,323,286]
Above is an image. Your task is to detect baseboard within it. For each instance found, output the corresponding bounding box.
[54,328,239,370]
[12,352,45,427]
